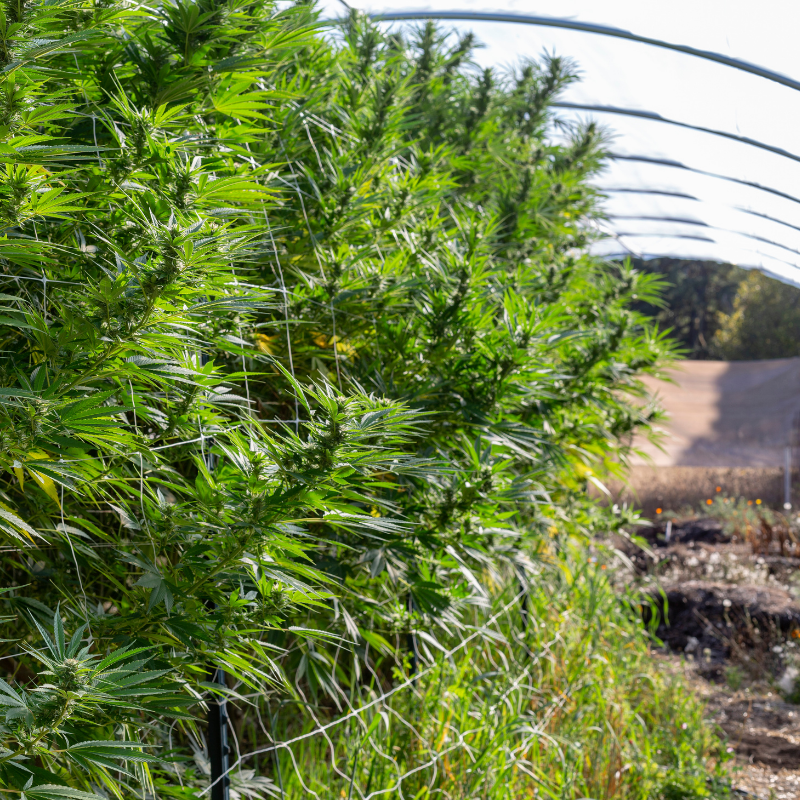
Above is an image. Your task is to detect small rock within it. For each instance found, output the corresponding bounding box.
[778,666,798,694]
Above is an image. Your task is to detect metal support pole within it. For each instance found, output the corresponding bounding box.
[406,593,418,677]
[200,348,228,800]
[208,666,230,800]
[785,445,792,511]
[406,631,419,675]
[516,565,529,632]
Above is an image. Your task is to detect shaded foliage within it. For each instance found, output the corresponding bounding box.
[629,258,744,359]
[631,257,800,361]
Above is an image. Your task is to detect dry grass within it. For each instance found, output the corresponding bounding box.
[599,466,793,517]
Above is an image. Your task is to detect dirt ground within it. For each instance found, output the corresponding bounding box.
[659,654,800,798]
[624,517,800,798]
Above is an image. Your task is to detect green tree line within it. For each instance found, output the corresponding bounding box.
[632,257,800,360]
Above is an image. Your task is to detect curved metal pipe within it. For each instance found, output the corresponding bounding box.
[600,187,698,200]
[605,215,800,259]
[738,208,800,236]
[370,11,800,93]
[602,162,800,236]
[609,214,709,227]
[599,242,800,288]
[612,231,716,243]
[608,153,800,208]
[554,102,800,165]
[599,243,800,287]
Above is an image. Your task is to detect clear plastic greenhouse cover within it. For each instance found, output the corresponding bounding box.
[320,0,800,286]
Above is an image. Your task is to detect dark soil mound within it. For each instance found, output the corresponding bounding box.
[645,581,800,660]
[717,696,799,733]
[723,730,800,770]
[639,517,730,547]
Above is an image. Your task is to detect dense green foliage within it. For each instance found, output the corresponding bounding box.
[274,558,723,799]
[713,269,800,360]
[0,1,722,798]
[630,258,744,359]
[632,257,800,360]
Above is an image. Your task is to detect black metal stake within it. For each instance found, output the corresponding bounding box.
[406,631,419,675]
[517,565,529,632]
[208,666,230,800]
[407,593,419,678]
[199,352,228,800]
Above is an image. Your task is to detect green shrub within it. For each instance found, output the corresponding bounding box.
[0,1,717,798]
[713,269,800,359]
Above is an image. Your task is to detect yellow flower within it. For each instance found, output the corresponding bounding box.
[312,333,357,358]
[254,333,278,354]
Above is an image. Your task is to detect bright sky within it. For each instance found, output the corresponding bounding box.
[319,0,800,285]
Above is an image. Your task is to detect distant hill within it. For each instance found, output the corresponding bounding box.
[629,258,800,360]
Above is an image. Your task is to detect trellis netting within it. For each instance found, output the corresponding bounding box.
[322,0,800,286]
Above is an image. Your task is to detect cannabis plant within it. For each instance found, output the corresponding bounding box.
[0,1,684,798]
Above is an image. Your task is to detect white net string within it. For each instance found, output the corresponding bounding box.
[272,121,343,390]
[200,592,529,798]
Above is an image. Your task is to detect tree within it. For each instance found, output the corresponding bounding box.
[629,258,745,358]
[713,269,800,360]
